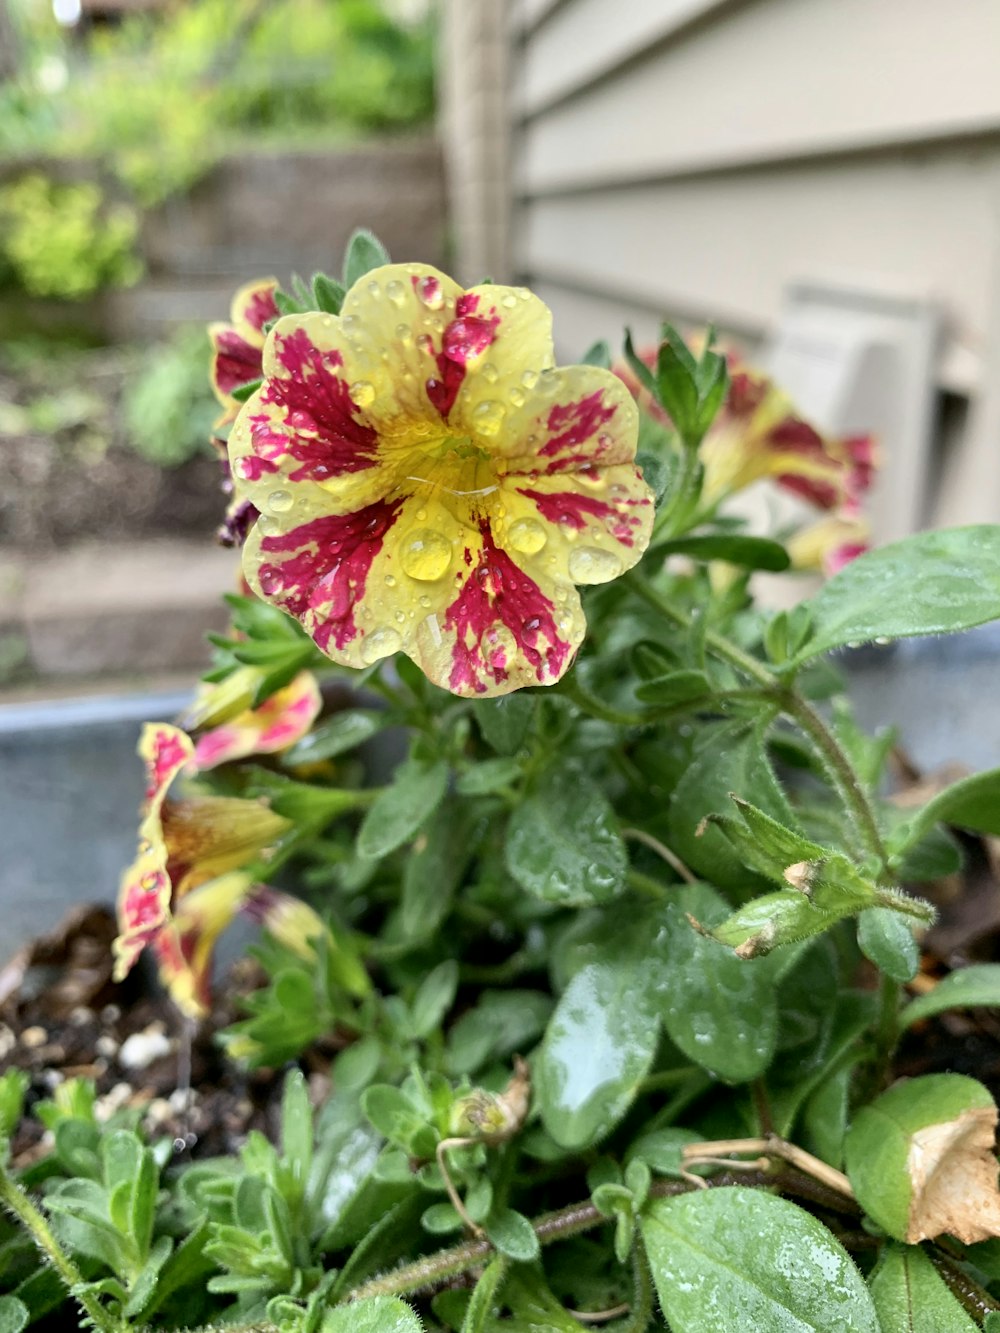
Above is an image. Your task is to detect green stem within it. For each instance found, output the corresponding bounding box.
[875,973,903,1072]
[616,1240,655,1333]
[624,573,773,686]
[0,1162,124,1333]
[626,869,669,900]
[559,674,647,726]
[778,691,888,869]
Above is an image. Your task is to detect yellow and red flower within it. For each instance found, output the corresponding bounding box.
[114,722,292,1017]
[185,669,322,770]
[228,264,655,697]
[788,505,871,578]
[209,277,280,429]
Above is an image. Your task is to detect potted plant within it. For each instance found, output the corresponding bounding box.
[3,230,1000,1332]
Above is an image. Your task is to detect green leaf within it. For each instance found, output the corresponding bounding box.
[0,1297,29,1333]
[626,1127,704,1178]
[894,766,1000,850]
[581,340,612,369]
[342,228,392,289]
[283,709,383,764]
[0,1071,28,1142]
[653,534,790,572]
[845,1073,999,1241]
[401,802,476,940]
[313,272,346,315]
[474,694,535,754]
[462,1254,510,1333]
[642,1187,879,1332]
[659,883,778,1083]
[668,721,794,891]
[901,965,1000,1029]
[791,526,1000,664]
[633,669,713,706]
[623,330,656,396]
[506,767,626,905]
[857,909,919,982]
[409,960,459,1039]
[869,1244,978,1332]
[456,756,523,795]
[230,378,262,403]
[357,757,449,859]
[321,1294,423,1333]
[280,1069,313,1190]
[446,990,553,1077]
[484,1207,540,1262]
[536,957,658,1150]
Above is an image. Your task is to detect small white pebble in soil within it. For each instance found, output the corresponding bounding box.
[95,1082,134,1122]
[169,1087,197,1114]
[144,1098,174,1129]
[68,1006,94,1026]
[119,1026,172,1071]
[40,1069,65,1090]
[100,1004,121,1025]
[95,1034,119,1059]
[20,1026,47,1049]
[0,1025,15,1060]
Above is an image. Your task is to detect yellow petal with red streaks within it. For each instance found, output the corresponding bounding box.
[138,723,194,814]
[192,672,322,770]
[158,796,292,899]
[495,461,655,587]
[154,871,253,1017]
[113,841,171,981]
[491,365,641,470]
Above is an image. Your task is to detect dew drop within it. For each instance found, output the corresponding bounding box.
[598,433,613,448]
[521,370,538,389]
[259,567,285,595]
[419,594,432,609]
[416,332,434,354]
[350,380,376,408]
[472,400,505,437]
[416,276,444,310]
[386,279,406,306]
[361,626,402,664]
[367,279,381,299]
[342,314,360,335]
[401,529,453,581]
[568,546,623,584]
[480,621,517,670]
[507,517,548,555]
[256,514,278,535]
[415,508,428,521]
[481,362,499,383]
[395,322,413,345]
[394,610,406,624]
[267,489,293,513]
[384,574,396,587]
[509,387,525,407]
[501,292,518,309]
[523,615,543,634]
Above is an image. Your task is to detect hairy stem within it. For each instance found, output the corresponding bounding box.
[0,1162,124,1333]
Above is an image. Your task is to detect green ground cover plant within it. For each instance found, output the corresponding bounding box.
[4,232,1000,1331]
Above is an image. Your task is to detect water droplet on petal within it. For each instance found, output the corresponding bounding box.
[419,594,432,609]
[521,370,538,389]
[361,626,402,664]
[480,621,517,671]
[501,293,518,309]
[401,529,453,581]
[598,433,613,448]
[350,380,376,408]
[395,323,413,345]
[342,315,360,335]
[416,332,434,354]
[472,400,505,437]
[386,279,406,306]
[568,546,623,583]
[481,362,499,383]
[416,275,444,309]
[509,387,525,407]
[384,574,396,587]
[267,489,293,513]
[367,279,381,298]
[523,615,543,634]
[259,567,285,595]
[394,610,406,624]
[507,517,548,555]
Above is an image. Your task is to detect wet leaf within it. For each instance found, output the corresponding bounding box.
[857,908,919,982]
[868,1244,978,1332]
[357,757,448,859]
[320,1294,423,1332]
[642,1187,878,1332]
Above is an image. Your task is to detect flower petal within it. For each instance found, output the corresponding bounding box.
[154,871,254,1017]
[192,672,322,770]
[113,842,171,981]
[139,723,194,812]
[495,366,641,471]
[496,461,655,584]
[159,796,292,898]
[231,277,279,336]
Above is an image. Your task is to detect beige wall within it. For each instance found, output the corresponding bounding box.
[442,0,1000,526]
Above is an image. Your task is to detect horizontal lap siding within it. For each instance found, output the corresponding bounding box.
[512,0,1000,394]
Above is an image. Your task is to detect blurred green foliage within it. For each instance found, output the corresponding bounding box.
[0,173,141,299]
[122,325,218,468]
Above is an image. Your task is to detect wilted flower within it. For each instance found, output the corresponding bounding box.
[228,264,654,697]
[184,669,322,770]
[114,723,292,1017]
[209,277,279,428]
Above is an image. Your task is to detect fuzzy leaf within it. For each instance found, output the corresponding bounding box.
[485,1207,540,1262]
[869,1244,978,1332]
[642,1188,879,1332]
[792,526,1000,664]
[901,965,1000,1029]
[357,757,448,859]
[857,909,919,982]
[321,1294,423,1332]
[342,229,392,288]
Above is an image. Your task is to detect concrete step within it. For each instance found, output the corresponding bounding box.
[0,539,241,691]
